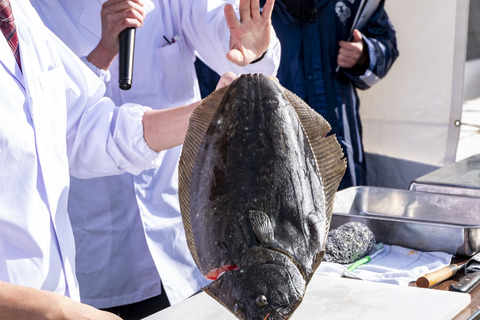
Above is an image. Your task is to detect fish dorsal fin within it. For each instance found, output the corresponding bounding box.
[179,85,230,267]
[249,210,275,245]
[283,88,347,272]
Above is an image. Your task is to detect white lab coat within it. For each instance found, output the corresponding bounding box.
[0,0,160,301]
[30,0,281,308]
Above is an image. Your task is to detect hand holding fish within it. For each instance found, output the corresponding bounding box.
[141,72,239,153]
[337,29,368,69]
[215,71,238,90]
[224,0,275,66]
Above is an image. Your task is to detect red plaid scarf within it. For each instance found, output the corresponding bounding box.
[0,0,21,70]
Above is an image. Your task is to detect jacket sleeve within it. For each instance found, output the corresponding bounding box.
[342,1,399,90]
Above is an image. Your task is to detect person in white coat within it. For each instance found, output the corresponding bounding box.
[29,0,280,318]
[0,0,274,319]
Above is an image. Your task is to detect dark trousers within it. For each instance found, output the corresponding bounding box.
[102,286,170,320]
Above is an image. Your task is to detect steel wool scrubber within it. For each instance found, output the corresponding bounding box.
[323,221,376,264]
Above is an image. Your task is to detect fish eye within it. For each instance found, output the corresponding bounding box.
[256,295,268,307]
[234,302,243,314]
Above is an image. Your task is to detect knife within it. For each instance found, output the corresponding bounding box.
[449,271,480,293]
[416,252,480,288]
[416,262,465,288]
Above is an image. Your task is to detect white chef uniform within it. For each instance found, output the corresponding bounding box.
[0,0,162,301]
[30,0,281,308]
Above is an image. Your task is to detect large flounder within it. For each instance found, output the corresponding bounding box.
[179,74,346,319]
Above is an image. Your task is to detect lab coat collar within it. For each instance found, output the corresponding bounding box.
[12,0,57,93]
[0,37,21,82]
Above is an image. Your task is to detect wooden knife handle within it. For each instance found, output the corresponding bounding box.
[416,264,462,288]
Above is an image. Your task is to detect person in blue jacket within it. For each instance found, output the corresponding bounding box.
[268,0,399,189]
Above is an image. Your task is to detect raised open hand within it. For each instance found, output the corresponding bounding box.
[224,0,275,66]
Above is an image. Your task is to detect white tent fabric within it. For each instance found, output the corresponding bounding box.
[358,0,470,189]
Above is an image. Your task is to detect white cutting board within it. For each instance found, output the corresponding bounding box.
[144,275,470,320]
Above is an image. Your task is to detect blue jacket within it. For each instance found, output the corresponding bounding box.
[271,0,399,189]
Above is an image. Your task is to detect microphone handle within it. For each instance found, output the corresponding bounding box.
[119,28,136,90]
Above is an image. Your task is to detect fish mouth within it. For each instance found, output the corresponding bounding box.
[205,264,239,280]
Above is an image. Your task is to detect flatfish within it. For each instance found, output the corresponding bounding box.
[179,73,346,319]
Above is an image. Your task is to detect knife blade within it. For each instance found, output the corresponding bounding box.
[449,271,480,293]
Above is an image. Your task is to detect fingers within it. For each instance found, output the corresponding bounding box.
[102,0,145,32]
[98,0,144,53]
[337,50,358,68]
[337,30,364,68]
[225,0,273,66]
[352,29,363,43]
[216,72,238,90]
[250,0,261,20]
[224,3,241,30]
[231,0,265,22]
[238,0,251,22]
[260,0,275,20]
[337,44,362,68]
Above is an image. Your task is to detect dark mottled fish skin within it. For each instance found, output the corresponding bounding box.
[179,74,346,320]
[205,246,306,320]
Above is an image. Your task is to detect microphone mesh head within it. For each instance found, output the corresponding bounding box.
[323,221,376,264]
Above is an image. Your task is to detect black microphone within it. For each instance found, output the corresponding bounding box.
[119,27,136,90]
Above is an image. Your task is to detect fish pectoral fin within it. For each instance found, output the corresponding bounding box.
[249,210,275,245]
[306,211,325,237]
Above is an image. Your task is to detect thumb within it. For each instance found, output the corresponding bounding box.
[226,49,248,67]
[352,29,363,43]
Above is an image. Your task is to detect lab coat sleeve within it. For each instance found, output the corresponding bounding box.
[79,56,112,83]
[342,1,399,90]
[178,0,280,77]
[49,30,161,179]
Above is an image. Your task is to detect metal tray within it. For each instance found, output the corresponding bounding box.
[331,186,480,256]
[409,154,480,198]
